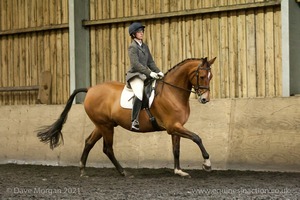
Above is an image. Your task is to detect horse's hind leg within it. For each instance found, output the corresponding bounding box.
[101,125,128,177]
[80,128,102,177]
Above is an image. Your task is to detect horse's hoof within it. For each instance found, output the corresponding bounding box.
[126,174,135,179]
[183,174,192,178]
[80,173,89,178]
[202,164,212,172]
[121,170,134,178]
[80,171,89,178]
[174,169,191,178]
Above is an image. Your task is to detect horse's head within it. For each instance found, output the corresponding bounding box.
[190,57,216,104]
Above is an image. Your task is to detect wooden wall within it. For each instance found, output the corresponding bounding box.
[0,0,69,105]
[0,0,282,105]
[87,0,282,99]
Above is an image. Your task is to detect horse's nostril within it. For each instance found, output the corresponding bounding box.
[198,97,207,104]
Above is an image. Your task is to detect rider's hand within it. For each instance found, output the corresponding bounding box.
[150,72,159,79]
[158,72,164,78]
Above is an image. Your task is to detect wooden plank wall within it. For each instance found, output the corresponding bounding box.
[88,0,282,99]
[0,0,69,105]
[0,0,282,105]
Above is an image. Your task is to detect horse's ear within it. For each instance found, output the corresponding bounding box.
[204,57,208,62]
[208,57,217,65]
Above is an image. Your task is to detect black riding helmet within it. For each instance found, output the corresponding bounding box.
[128,22,145,37]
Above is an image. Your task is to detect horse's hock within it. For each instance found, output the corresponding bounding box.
[0,97,299,172]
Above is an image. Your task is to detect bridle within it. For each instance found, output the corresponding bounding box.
[192,60,211,95]
[158,60,211,96]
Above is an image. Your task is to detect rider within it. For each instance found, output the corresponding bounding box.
[126,22,164,131]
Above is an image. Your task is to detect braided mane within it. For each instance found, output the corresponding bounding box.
[164,58,203,75]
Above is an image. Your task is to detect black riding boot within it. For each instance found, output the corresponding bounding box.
[131,97,142,131]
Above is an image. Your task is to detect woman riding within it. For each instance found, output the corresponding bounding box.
[126,22,164,131]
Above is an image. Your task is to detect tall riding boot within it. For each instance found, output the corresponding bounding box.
[131,97,142,131]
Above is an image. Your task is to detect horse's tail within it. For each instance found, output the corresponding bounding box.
[37,88,88,149]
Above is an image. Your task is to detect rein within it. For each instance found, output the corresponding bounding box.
[158,79,197,94]
[157,60,211,95]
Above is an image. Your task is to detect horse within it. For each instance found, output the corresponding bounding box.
[37,57,216,177]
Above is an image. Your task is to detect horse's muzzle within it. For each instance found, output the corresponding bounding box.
[198,97,209,104]
[198,91,210,104]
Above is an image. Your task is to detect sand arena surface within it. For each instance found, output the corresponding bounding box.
[0,164,299,199]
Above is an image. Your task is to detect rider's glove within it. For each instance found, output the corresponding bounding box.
[158,72,164,78]
[150,72,159,79]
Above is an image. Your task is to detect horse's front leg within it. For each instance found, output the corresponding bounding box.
[172,135,191,177]
[169,123,212,172]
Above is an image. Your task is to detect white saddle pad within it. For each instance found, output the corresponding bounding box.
[120,81,156,109]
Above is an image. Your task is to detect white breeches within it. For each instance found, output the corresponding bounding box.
[129,77,144,101]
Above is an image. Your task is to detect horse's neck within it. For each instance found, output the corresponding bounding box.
[167,63,193,88]
[160,66,192,102]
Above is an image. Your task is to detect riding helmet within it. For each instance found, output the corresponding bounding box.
[128,22,145,36]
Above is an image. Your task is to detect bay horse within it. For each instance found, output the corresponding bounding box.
[37,57,216,177]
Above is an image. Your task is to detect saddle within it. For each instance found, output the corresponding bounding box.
[120,80,161,131]
[120,80,156,109]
